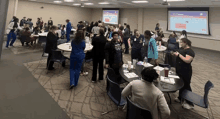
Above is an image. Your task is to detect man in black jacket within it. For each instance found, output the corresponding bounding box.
[48,17,53,29]
[91,28,107,82]
[20,17,26,27]
[105,32,123,75]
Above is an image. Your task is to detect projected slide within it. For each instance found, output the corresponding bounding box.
[103,10,119,24]
[168,11,209,35]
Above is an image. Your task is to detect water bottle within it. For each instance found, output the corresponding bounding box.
[144,57,148,64]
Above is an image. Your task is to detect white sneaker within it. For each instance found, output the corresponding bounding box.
[174,97,181,103]
[182,103,194,110]
[83,72,88,75]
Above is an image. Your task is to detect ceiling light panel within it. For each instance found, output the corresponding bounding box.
[99,2,110,5]
[132,1,148,3]
[53,1,62,3]
[64,0,74,2]
[84,3,94,5]
[163,0,185,2]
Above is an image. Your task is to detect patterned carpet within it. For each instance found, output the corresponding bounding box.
[23,48,220,119]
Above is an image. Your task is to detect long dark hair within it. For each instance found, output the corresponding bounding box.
[73,30,84,45]
[182,30,187,38]
[126,24,130,34]
[181,38,191,47]
[13,18,19,28]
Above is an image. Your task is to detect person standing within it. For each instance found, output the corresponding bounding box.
[91,28,107,82]
[173,38,195,110]
[155,23,160,34]
[91,22,100,38]
[123,24,130,54]
[26,18,33,31]
[69,30,85,89]
[36,18,41,27]
[66,19,72,43]
[48,17,53,29]
[45,26,65,70]
[77,21,84,30]
[105,32,123,75]
[40,17,44,30]
[9,16,16,23]
[142,30,159,65]
[20,17,26,27]
[6,18,22,48]
[128,29,144,61]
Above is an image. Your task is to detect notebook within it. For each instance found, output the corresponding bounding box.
[124,72,139,78]
[160,76,175,85]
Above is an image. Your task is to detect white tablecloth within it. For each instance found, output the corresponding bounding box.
[39,32,48,36]
[162,38,169,42]
[57,43,93,52]
[157,46,167,52]
[71,29,76,31]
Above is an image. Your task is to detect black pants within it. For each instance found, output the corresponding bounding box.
[176,69,194,106]
[47,53,54,70]
[47,53,65,70]
[123,37,129,54]
[92,57,104,81]
[131,49,142,62]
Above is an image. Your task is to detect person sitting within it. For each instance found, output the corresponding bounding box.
[20,27,34,46]
[77,21,84,30]
[44,23,49,32]
[61,26,66,39]
[167,34,177,51]
[45,26,65,70]
[105,32,123,75]
[155,33,164,46]
[122,68,170,119]
[33,26,41,35]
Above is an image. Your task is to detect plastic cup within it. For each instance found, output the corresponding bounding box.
[164,67,169,77]
[133,59,137,69]
[128,61,132,70]
[159,41,161,48]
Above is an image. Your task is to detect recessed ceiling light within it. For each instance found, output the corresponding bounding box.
[81,0,88,1]
[132,0,148,3]
[163,0,185,1]
[64,0,74,2]
[98,2,110,4]
[54,1,62,3]
[29,0,36,1]
[73,3,81,6]
[84,3,93,5]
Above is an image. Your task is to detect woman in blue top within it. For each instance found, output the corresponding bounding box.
[142,30,158,65]
[70,30,85,89]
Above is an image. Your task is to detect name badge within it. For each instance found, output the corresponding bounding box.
[134,38,136,41]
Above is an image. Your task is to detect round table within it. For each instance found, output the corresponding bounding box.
[57,43,93,52]
[162,38,169,42]
[157,45,167,52]
[119,64,184,104]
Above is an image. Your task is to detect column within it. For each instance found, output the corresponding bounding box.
[14,0,18,16]
[137,8,144,34]
[0,0,10,59]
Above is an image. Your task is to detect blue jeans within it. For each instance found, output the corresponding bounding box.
[66,33,70,43]
[70,57,84,86]
[6,32,17,47]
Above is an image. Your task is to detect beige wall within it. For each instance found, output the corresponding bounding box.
[16,1,92,28]
[5,0,16,32]
[91,9,102,22]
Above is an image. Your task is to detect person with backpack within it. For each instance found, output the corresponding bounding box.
[6,18,22,48]
[105,32,123,75]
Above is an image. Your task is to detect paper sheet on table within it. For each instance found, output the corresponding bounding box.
[124,72,138,78]
[123,70,129,73]
[154,66,164,71]
[143,63,153,67]
[168,75,180,79]
[160,76,175,84]
[65,43,71,45]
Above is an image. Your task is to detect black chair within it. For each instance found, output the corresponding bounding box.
[20,35,27,46]
[33,44,48,72]
[181,80,214,119]
[107,68,127,85]
[126,97,152,119]
[102,76,127,115]
[47,50,66,74]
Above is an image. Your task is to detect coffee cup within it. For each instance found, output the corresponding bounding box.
[164,67,169,77]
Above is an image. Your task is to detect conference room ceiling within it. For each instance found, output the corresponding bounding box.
[23,0,220,8]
